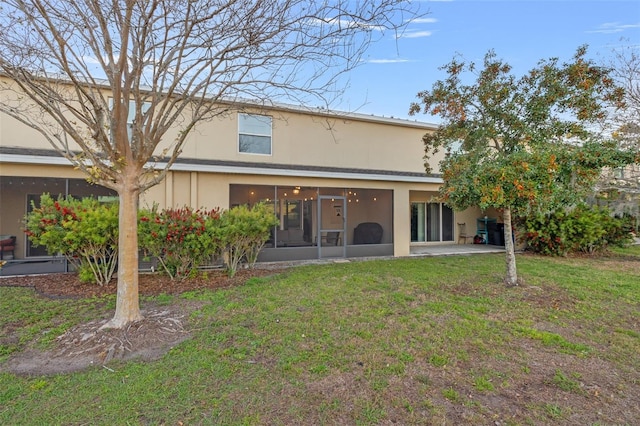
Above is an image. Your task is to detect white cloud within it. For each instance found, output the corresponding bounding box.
[588,22,640,34]
[408,18,438,24]
[82,56,101,65]
[397,30,433,39]
[366,58,410,64]
[309,17,385,32]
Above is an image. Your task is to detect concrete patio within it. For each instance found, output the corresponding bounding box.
[410,243,505,257]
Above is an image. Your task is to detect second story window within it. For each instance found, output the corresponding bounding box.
[109,98,151,143]
[238,113,272,155]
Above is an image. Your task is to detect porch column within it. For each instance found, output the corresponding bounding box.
[190,172,198,207]
[165,171,174,208]
[393,185,411,257]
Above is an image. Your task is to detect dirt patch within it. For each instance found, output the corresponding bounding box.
[3,302,196,376]
[0,267,287,376]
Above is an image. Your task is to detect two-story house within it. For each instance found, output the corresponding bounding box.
[1,95,485,268]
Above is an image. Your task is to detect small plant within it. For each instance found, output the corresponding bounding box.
[153,294,174,306]
[138,205,222,280]
[357,401,386,424]
[473,375,495,392]
[543,403,564,419]
[219,203,279,277]
[402,399,414,414]
[441,387,459,401]
[428,354,449,367]
[551,369,582,393]
[30,379,48,391]
[24,194,118,285]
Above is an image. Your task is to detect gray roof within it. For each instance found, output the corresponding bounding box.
[1,146,440,180]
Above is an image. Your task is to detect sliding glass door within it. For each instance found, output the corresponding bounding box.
[411,202,454,242]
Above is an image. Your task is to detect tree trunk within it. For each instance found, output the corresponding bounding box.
[101,180,143,329]
[503,206,519,286]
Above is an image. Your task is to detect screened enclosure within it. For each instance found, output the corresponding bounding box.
[229,184,394,261]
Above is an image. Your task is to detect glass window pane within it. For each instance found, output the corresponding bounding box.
[127,101,151,123]
[239,114,271,135]
[411,203,426,242]
[427,203,440,241]
[239,134,271,154]
[442,204,454,241]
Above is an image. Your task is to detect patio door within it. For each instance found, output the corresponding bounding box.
[318,195,346,258]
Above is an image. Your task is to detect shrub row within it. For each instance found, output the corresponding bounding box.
[138,203,278,279]
[25,195,277,284]
[519,205,634,256]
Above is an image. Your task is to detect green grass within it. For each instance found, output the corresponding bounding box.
[1,248,639,425]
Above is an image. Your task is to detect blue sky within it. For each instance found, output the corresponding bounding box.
[336,0,640,122]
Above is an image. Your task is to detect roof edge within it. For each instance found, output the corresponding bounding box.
[0,147,442,184]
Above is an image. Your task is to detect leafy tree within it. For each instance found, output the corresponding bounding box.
[409,47,635,286]
[0,0,417,328]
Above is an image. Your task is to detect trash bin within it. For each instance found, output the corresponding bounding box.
[487,222,497,245]
[496,223,505,246]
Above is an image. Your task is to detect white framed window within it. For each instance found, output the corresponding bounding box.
[109,98,151,142]
[238,113,272,155]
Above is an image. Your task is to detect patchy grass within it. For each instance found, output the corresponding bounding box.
[1,248,639,425]
[551,369,583,394]
[0,288,113,361]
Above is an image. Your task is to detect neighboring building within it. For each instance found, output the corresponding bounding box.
[1,97,486,269]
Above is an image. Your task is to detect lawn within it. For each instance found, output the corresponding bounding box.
[1,247,639,425]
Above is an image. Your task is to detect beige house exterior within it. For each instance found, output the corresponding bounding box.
[1,94,489,268]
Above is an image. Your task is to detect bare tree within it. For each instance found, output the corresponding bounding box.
[0,0,419,328]
[596,44,640,220]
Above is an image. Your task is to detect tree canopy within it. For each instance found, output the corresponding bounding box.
[410,46,636,286]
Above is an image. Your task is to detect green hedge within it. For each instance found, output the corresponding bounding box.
[519,205,634,256]
[25,195,278,283]
[138,206,223,280]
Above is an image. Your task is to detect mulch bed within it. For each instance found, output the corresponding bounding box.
[0,267,288,299]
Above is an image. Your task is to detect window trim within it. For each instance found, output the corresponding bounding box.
[238,113,273,156]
